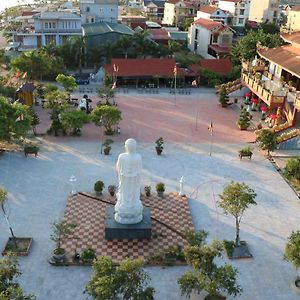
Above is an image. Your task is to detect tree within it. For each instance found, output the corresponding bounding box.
[218,182,257,246]
[44,90,70,119]
[284,231,300,270]
[230,30,284,64]
[256,129,277,156]
[178,240,242,299]
[117,36,132,59]
[85,256,154,300]
[69,36,86,73]
[200,67,222,87]
[0,97,32,141]
[218,88,229,106]
[91,105,122,135]
[11,49,61,80]
[237,108,251,130]
[97,86,115,105]
[60,110,90,135]
[28,107,40,136]
[168,40,182,53]
[55,74,78,93]
[284,157,300,180]
[182,17,194,31]
[260,22,280,34]
[0,254,36,300]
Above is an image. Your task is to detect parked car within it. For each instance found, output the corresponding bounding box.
[74,76,89,85]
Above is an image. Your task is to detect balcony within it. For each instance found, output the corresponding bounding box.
[242,72,286,107]
[242,60,267,73]
[35,28,81,33]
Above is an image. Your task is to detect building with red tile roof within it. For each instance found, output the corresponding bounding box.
[105,58,196,87]
[188,18,234,58]
[149,28,170,44]
[189,59,232,75]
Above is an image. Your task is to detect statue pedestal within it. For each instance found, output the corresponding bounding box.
[105,207,152,240]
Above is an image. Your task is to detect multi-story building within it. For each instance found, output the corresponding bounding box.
[286,6,300,32]
[241,31,300,127]
[11,11,82,51]
[80,0,118,24]
[163,0,198,26]
[218,0,250,27]
[196,5,233,25]
[142,0,165,22]
[248,0,279,23]
[188,18,233,58]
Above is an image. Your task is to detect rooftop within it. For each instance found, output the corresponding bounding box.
[105,58,180,77]
[34,11,81,19]
[82,22,134,36]
[149,28,170,40]
[258,44,300,78]
[189,58,232,75]
[143,0,166,7]
[199,5,219,14]
[194,18,222,30]
[281,32,300,45]
[289,5,300,11]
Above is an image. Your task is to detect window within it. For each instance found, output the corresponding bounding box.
[91,18,94,23]
[111,8,114,12]
[212,34,218,43]
[86,6,90,12]
[195,28,198,39]
[45,22,48,29]
[194,41,197,50]
[49,22,52,29]
[52,22,56,29]
[240,9,245,15]
[239,18,244,24]
[216,10,220,15]
[100,8,103,13]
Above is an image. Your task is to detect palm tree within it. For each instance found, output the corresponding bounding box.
[132,31,157,58]
[69,36,86,74]
[101,42,117,64]
[117,36,132,58]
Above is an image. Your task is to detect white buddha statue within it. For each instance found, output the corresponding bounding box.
[114,138,143,224]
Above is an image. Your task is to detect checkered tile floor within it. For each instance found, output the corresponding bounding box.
[62,192,194,264]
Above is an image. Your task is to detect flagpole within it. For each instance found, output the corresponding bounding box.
[208,122,213,156]
[174,72,177,106]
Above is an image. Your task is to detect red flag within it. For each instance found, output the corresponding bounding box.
[113,64,118,72]
[22,72,28,79]
[173,65,177,76]
[15,114,24,122]
[112,81,116,90]
[16,71,21,79]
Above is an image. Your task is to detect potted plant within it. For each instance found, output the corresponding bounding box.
[24,144,39,157]
[156,182,165,197]
[51,219,76,261]
[102,139,114,155]
[94,180,104,196]
[219,88,229,107]
[155,137,164,155]
[80,248,96,263]
[108,185,116,196]
[238,146,253,160]
[237,108,251,130]
[144,186,151,197]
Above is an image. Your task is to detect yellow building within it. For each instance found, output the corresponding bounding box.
[287,6,300,32]
[248,0,279,23]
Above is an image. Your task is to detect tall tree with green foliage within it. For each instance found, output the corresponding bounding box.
[60,110,90,135]
[0,254,36,300]
[69,36,86,73]
[85,256,155,300]
[218,182,257,246]
[0,97,32,141]
[178,239,242,299]
[284,231,300,270]
[56,74,78,93]
[91,105,122,135]
[11,49,62,80]
[256,129,277,156]
[97,86,115,105]
[231,30,284,64]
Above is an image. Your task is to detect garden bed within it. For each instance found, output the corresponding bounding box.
[223,240,252,259]
[2,237,33,256]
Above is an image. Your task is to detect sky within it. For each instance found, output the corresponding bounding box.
[0,0,36,13]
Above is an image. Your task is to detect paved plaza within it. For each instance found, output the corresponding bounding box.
[0,91,300,299]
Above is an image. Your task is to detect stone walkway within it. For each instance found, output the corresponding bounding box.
[1,90,300,300]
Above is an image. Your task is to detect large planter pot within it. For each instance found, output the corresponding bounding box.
[103,148,110,155]
[156,147,163,155]
[157,191,164,197]
[53,248,66,261]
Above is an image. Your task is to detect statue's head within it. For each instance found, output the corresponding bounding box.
[125,138,136,153]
